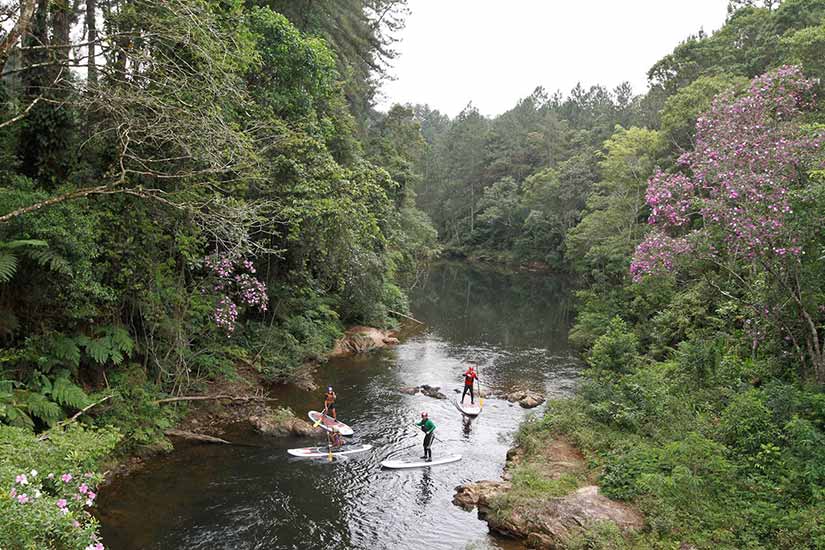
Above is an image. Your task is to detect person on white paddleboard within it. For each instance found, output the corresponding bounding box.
[415,411,436,462]
[327,426,343,449]
[461,363,479,404]
[323,386,337,419]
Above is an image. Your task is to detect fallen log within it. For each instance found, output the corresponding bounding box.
[388,309,426,326]
[164,429,232,445]
[37,395,113,441]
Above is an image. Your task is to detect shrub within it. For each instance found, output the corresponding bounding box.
[718,389,779,456]
[0,424,120,549]
[588,316,640,374]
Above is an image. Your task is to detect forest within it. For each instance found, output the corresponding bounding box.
[410,0,824,548]
[1,0,824,548]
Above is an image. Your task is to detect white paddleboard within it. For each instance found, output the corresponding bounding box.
[455,399,482,416]
[307,411,354,436]
[381,454,462,469]
[288,444,372,458]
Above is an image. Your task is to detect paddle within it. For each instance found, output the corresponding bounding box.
[477,365,483,408]
[313,405,329,428]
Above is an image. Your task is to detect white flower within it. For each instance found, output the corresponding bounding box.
[34,489,42,498]
[30,469,38,477]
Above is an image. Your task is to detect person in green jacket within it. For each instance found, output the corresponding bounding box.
[416,411,436,462]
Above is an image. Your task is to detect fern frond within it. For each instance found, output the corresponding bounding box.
[82,337,110,365]
[0,239,47,250]
[24,391,62,425]
[52,336,81,368]
[0,252,18,283]
[52,375,89,409]
[108,326,135,356]
[27,247,72,275]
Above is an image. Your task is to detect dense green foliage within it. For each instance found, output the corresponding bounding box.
[0,1,433,545]
[409,1,825,547]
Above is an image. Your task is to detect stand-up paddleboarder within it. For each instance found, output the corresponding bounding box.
[415,411,436,462]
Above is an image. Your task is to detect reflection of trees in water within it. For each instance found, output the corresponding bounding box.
[411,262,574,351]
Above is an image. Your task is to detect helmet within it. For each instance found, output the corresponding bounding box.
[327,386,333,391]
[421,411,428,418]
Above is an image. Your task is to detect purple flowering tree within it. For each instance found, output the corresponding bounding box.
[631,66,825,382]
[204,253,268,334]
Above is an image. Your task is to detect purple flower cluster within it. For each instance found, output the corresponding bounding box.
[632,66,824,281]
[203,253,269,334]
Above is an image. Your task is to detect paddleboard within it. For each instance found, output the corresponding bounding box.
[454,399,482,416]
[288,444,372,458]
[307,411,354,436]
[381,454,462,469]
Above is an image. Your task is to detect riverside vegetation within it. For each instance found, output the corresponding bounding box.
[0,1,439,548]
[415,1,824,548]
[2,0,825,549]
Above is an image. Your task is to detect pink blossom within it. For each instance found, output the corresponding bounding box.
[57,498,68,509]
[16,494,28,504]
[79,483,89,495]
[15,474,28,485]
[61,473,73,483]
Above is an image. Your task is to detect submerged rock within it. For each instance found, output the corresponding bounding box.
[398,385,447,399]
[419,384,447,400]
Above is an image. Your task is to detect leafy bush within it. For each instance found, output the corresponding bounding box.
[588,316,640,374]
[0,424,120,549]
[718,389,779,456]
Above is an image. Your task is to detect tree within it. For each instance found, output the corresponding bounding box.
[631,66,825,382]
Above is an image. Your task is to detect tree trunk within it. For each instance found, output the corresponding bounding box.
[86,0,97,84]
[0,0,38,72]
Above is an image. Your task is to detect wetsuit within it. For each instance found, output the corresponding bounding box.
[324,391,337,419]
[461,369,478,404]
[416,417,436,461]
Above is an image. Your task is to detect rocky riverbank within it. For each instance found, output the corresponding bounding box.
[454,433,643,549]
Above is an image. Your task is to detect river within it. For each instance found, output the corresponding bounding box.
[98,262,580,550]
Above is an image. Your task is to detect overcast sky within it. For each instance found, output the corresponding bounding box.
[377,0,729,117]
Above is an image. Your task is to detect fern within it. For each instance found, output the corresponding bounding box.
[0,239,47,250]
[24,391,62,426]
[0,252,17,283]
[27,247,72,276]
[51,336,81,368]
[51,374,89,409]
[81,337,110,365]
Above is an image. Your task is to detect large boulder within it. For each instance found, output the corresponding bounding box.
[330,326,400,357]
[249,409,318,437]
[505,389,545,408]
[453,480,511,510]
[476,486,644,549]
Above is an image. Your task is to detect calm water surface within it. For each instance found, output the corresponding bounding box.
[98,262,580,550]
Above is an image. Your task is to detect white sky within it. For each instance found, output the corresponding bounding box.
[377,0,729,117]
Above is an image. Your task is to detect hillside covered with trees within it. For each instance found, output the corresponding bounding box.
[410,0,825,547]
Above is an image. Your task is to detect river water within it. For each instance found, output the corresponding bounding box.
[98,262,580,550]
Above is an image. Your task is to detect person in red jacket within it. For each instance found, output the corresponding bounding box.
[461,363,479,404]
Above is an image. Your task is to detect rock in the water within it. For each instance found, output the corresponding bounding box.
[506,389,545,408]
[330,326,400,357]
[420,385,447,399]
[288,363,318,392]
[519,391,545,409]
[399,386,419,395]
[249,409,318,437]
[452,480,511,510]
